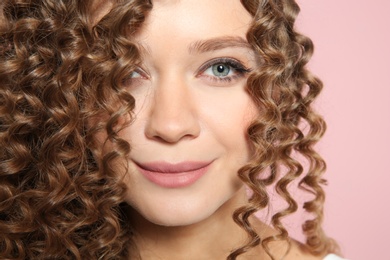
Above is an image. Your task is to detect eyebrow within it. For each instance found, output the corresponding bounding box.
[188,36,252,54]
[136,36,253,57]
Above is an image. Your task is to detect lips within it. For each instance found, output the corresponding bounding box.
[134,161,213,188]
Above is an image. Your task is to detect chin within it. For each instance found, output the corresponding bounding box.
[127,191,234,228]
[140,202,218,227]
[146,213,208,227]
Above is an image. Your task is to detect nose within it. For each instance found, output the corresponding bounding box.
[144,76,200,143]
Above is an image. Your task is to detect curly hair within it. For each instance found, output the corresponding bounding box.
[0,0,337,259]
[228,1,339,258]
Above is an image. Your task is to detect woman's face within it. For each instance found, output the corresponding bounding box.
[119,0,258,226]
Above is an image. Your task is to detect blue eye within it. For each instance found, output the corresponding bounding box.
[199,58,251,84]
[122,68,149,88]
[210,64,231,77]
[130,70,142,78]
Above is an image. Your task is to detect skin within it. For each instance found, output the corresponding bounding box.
[123,0,258,228]
[97,0,326,259]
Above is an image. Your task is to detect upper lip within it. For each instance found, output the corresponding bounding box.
[134,160,213,173]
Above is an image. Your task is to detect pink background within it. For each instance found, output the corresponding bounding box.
[296,1,390,259]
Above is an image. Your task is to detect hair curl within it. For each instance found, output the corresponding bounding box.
[0,0,337,259]
[228,0,339,259]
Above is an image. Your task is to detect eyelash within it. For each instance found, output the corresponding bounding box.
[197,57,251,83]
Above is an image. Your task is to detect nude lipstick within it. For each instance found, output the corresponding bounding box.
[134,161,213,188]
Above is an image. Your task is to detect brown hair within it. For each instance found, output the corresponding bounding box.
[0,0,337,259]
[229,0,338,258]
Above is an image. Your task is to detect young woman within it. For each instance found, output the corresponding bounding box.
[0,0,344,259]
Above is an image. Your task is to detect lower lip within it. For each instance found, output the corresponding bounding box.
[135,162,212,188]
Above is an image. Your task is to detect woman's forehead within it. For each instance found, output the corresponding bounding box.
[134,0,252,44]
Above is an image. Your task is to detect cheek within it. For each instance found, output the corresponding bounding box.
[198,90,258,143]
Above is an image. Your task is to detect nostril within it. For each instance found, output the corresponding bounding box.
[146,119,200,144]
